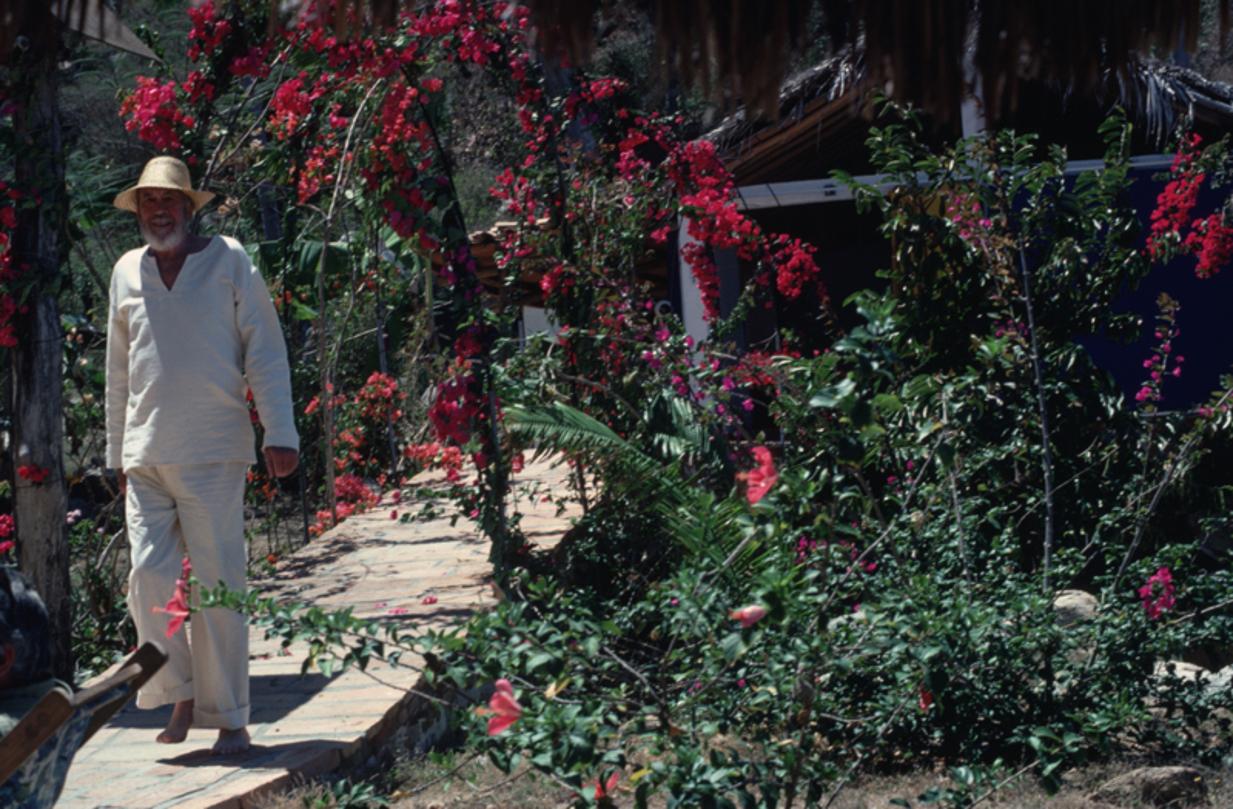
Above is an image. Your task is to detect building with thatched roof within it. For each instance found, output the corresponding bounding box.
[668,56,1233,407]
[709,57,1233,187]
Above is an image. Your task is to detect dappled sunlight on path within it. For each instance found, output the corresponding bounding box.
[57,457,579,809]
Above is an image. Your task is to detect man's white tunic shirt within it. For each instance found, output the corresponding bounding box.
[105,235,298,470]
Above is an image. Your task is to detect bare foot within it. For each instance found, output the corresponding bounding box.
[156,699,194,744]
[212,727,251,755]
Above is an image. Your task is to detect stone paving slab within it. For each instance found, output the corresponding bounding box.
[56,458,578,809]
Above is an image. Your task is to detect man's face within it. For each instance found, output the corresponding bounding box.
[136,188,193,253]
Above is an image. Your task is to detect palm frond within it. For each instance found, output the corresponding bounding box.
[647,393,712,464]
[506,401,761,571]
[504,402,664,483]
[658,489,769,584]
[1118,60,1197,146]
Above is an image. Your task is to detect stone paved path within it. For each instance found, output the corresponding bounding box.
[57,457,579,809]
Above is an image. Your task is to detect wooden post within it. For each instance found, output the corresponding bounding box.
[10,31,74,681]
[316,234,336,527]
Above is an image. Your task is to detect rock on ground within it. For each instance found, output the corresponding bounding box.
[1052,590,1098,626]
[1153,660,1210,684]
[1090,766,1207,807]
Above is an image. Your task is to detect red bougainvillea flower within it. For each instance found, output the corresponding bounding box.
[918,687,934,711]
[118,76,195,151]
[0,514,13,539]
[153,556,192,638]
[1138,566,1176,620]
[729,604,767,628]
[421,595,438,605]
[1184,212,1233,278]
[16,465,49,484]
[486,678,522,735]
[594,770,621,800]
[1146,134,1204,260]
[737,446,778,504]
[0,540,13,555]
[428,370,483,446]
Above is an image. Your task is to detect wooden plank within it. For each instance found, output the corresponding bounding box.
[0,686,74,784]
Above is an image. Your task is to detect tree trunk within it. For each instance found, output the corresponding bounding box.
[11,30,73,681]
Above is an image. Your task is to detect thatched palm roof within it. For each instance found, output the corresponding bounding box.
[529,0,1227,124]
[13,2,1228,126]
[705,52,864,154]
[1130,61,1233,137]
[702,55,1233,190]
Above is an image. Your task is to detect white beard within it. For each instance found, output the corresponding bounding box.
[140,218,190,253]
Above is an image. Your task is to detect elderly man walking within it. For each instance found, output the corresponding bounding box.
[105,156,298,755]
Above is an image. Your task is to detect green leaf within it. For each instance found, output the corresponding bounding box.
[288,298,317,321]
[527,651,555,672]
[849,398,873,427]
[808,378,856,409]
[873,393,903,414]
[297,239,348,280]
[720,632,747,662]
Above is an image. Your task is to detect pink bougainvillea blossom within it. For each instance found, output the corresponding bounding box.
[1138,566,1176,620]
[729,604,767,628]
[1135,294,1181,411]
[946,192,993,245]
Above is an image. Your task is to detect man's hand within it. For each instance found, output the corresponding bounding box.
[117,469,127,494]
[263,446,299,478]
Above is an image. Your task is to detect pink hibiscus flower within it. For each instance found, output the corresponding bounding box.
[153,557,193,638]
[738,446,778,504]
[486,678,523,735]
[729,604,767,628]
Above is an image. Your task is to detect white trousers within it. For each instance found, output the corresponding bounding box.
[125,462,249,730]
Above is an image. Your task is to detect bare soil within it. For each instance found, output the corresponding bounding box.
[253,754,1233,809]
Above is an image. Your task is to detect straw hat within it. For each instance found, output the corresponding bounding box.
[113,156,215,214]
